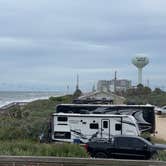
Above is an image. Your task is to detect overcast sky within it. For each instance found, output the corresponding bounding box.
[0,0,165,92]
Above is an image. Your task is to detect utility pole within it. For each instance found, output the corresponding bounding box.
[114,71,117,93]
[67,85,69,94]
[147,80,150,87]
[76,74,79,90]
[92,82,96,92]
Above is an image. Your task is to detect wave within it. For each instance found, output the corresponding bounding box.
[0,91,64,108]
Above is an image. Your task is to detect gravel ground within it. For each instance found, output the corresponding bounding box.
[155,115,166,140]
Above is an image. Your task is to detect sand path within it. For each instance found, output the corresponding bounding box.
[155,115,166,140]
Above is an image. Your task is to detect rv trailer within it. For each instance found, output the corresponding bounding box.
[50,113,140,143]
[56,104,155,133]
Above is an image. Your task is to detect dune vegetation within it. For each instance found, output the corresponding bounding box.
[0,95,89,157]
[0,93,166,160]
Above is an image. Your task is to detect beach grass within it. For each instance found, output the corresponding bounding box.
[0,95,90,158]
[0,140,88,157]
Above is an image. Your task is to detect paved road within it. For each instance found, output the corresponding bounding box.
[0,156,165,166]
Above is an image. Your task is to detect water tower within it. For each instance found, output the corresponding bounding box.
[132,56,149,85]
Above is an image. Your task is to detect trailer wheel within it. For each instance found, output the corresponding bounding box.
[94,152,108,158]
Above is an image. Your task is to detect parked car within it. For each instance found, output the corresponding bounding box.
[85,135,166,159]
[154,106,163,115]
[161,106,166,114]
[155,106,166,115]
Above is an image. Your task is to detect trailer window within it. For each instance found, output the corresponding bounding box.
[103,121,108,128]
[90,123,99,129]
[57,116,68,122]
[115,124,122,131]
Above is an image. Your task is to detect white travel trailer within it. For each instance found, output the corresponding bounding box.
[56,104,155,133]
[50,113,140,143]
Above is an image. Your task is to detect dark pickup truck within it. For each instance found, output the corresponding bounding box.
[85,135,166,159]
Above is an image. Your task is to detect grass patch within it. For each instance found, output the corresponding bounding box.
[0,140,88,157]
[0,95,88,158]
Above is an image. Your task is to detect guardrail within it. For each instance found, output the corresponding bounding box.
[0,156,165,166]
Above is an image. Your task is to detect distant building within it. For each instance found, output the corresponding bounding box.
[77,91,125,104]
[97,79,131,93]
[97,80,111,92]
[110,79,132,92]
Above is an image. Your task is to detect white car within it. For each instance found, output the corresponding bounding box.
[161,106,166,114]
[162,106,166,109]
[155,106,166,115]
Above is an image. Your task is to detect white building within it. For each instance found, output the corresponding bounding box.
[77,91,125,104]
[110,79,132,92]
[97,79,131,93]
[97,80,111,92]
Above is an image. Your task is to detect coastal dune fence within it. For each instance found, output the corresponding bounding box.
[0,156,165,166]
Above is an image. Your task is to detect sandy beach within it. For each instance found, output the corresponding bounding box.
[155,115,166,141]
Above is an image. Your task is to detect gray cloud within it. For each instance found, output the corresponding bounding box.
[0,0,165,91]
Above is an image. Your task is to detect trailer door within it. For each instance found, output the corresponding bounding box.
[101,119,110,139]
[108,117,122,136]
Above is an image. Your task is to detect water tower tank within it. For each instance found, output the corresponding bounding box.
[132,56,149,85]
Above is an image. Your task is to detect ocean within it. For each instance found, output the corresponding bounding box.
[0,91,63,108]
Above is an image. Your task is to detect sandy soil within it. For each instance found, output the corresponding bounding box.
[155,115,166,140]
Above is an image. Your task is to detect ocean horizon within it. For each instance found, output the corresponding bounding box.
[0,91,64,108]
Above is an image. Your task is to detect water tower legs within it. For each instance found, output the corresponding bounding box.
[138,68,142,85]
